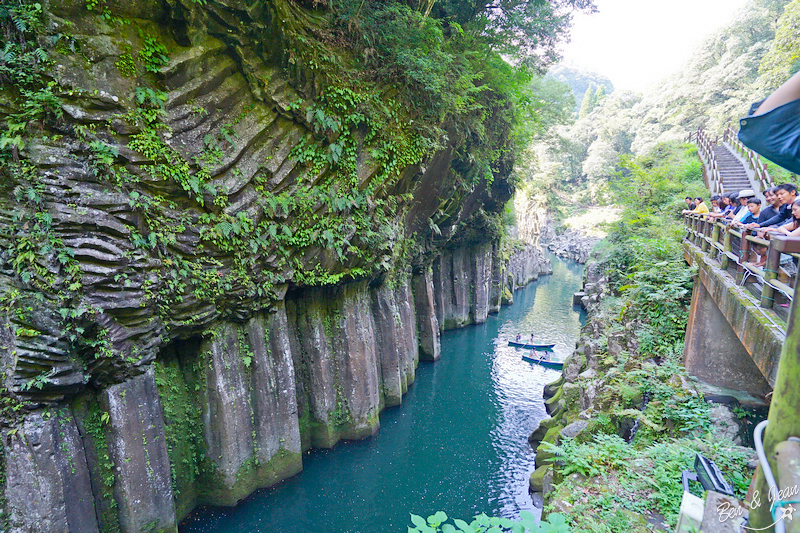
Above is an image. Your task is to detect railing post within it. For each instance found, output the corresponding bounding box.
[737,230,751,284]
[760,243,780,308]
[721,226,732,270]
[701,217,710,252]
[710,221,720,258]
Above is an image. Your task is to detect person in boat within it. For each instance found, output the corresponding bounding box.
[515,333,521,343]
[530,350,550,361]
[529,333,535,344]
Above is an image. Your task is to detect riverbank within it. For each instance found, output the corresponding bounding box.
[526,144,760,532]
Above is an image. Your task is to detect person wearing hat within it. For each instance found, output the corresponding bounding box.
[732,189,756,223]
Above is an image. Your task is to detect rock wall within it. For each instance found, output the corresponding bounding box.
[432,242,551,330]
[0,1,546,530]
[0,240,553,532]
[544,229,599,264]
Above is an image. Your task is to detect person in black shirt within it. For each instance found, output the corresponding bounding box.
[746,183,797,229]
[756,187,780,224]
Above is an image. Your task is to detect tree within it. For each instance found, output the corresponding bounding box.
[578,83,597,119]
[432,0,597,70]
[759,0,800,89]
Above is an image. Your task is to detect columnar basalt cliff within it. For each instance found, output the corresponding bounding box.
[0,1,554,531]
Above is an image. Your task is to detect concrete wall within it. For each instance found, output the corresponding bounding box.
[683,244,781,396]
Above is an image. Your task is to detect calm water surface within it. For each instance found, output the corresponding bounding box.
[181,253,585,533]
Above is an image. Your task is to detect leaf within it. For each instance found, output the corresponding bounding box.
[453,518,474,532]
[544,513,567,527]
[410,515,427,529]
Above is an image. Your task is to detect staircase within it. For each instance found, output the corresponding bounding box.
[714,145,750,193]
[689,127,773,195]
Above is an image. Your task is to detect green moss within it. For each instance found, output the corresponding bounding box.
[114,53,136,78]
[153,353,204,520]
[199,448,302,508]
[73,395,120,533]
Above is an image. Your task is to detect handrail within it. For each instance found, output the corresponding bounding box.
[724,124,774,192]
[693,128,723,195]
[690,126,775,196]
[682,213,799,314]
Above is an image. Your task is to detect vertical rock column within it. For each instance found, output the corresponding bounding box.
[431,255,448,329]
[198,323,256,505]
[102,368,177,533]
[195,312,303,506]
[4,409,100,533]
[371,278,420,407]
[470,243,493,324]
[449,248,471,328]
[432,249,471,330]
[488,243,504,313]
[248,308,303,481]
[394,278,420,391]
[412,269,441,361]
[287,282,381,449]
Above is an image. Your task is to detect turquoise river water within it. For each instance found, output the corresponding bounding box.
[180,253,585,533]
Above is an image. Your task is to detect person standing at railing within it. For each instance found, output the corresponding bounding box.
[746,183,797,229]
[707,192,738,219]
[760,198,800,237]
[732,198,762,226]
[757,187,780,223]
[693,197,709,214]
[710,195,722,212]
[682,197,709,214]
[738,71,800,174]
[732,190,757,223]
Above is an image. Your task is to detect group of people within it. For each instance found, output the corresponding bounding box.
[683,183,800,267]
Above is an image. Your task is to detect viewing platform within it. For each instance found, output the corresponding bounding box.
[682,214,800,395]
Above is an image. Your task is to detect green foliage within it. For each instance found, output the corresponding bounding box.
[138,33,169,73]
[578,83,597,119]
[545,436,751,528]
[759,0,800,88]
[408,510,570,533]
[114,52,136,77]
[431,0,595,69]
[0,1,47,87]
[547,65,614,113]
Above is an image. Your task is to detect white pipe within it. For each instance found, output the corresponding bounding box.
[754,420,786,533]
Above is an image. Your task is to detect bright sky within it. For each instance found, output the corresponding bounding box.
[559,0,751,92]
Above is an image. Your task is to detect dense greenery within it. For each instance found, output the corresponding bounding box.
[540,143,755,532]
[517,0,797,221]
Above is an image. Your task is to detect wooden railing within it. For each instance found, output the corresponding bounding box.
[683,214,800,313]
[687,125,775,196]
[723,124,774,192]
[689,129,723,194]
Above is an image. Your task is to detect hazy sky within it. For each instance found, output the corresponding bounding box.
[559,0,751,92]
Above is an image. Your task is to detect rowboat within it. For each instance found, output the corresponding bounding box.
[522,353,564,370]
[508,341,556,350]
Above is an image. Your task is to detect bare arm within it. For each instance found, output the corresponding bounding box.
[755,71,800,115]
